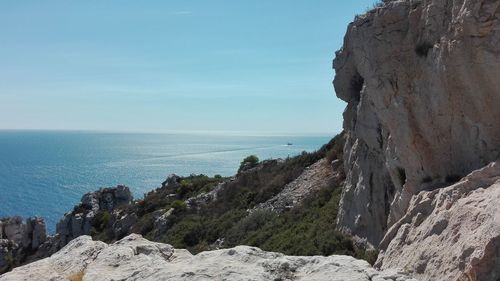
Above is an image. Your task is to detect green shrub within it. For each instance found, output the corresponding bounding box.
[164,215,205,248]
[132,213,155,236]
[360,249,379,266]
[239,155,259,171]
[4,253,15,269]
[171,200,187,213]
[226,210,278,245]
[92,211,112,231]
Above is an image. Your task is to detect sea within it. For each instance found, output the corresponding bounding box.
[0,130,331,233]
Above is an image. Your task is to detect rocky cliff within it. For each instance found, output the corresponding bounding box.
[0,234,416,281]
[334,0,500,246]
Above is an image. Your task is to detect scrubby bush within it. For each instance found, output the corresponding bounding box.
[226,210,278,245]
[238,155,260,172]
[132,213,155,236]
[164,215,205,248]
[92,211,112,232]
[171,200,187,213]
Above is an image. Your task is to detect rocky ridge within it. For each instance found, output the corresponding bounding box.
[0,234,417,281]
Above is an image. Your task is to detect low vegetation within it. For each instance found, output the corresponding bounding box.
[87,133,377,264]
[238,154,260,172]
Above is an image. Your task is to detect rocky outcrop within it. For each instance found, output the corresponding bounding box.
[376,162,500,281]
[254,158,343,212]
[333,0,500,246]
[185,182,226,210]
[0,186,133,274]
[56,185,133,244]
[0,234,417,281]
[0,217,47,273]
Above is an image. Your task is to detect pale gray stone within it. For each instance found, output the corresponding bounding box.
[0,234,417,281]
[376,162,500,281]
[334,0,500,246]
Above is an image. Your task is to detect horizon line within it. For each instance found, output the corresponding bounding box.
[0,128,339,138]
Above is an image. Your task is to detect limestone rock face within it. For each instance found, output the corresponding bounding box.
[333,0,500,246]
[0,217,47,273]
[376,162,500,281]
[56,185,133,244]
[0,234,417,281]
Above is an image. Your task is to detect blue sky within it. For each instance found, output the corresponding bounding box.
[0,1,375,136]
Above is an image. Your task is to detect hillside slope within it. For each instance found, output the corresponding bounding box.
[1,134,378,274]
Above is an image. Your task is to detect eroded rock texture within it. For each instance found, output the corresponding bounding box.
[56,185,133,244]
[0,234,417,281]
[0,186,134,274]
[0,217,47,273]
[334,0,500,246]
[376,162,500,281]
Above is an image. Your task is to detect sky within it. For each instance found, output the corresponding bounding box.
[0,1,375,136]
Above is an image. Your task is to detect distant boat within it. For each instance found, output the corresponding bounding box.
[286,142,293,146]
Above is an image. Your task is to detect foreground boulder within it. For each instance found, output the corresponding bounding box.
[376,162,500,281]
[333,0,500,246]
[0,234,417,281]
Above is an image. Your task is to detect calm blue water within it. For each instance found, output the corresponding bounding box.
[0,130,330,233]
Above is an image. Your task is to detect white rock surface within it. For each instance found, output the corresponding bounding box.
[0,234,417,281]
[376,162,500,281]
[333,0,500,246]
